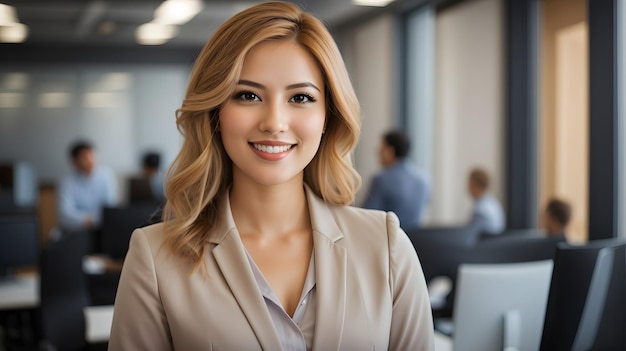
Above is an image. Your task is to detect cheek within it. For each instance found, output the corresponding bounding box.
[219,106,247,136]
[295,110,326,138]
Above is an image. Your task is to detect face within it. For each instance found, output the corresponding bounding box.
[219,39,326,188]
[73,148,95,175]
[542,212,562,234]
[379,139,394,167]
[468,178,480,199]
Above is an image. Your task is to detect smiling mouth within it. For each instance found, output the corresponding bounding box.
[251,143,294,154]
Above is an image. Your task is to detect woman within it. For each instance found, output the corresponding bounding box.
[108,2,434,350]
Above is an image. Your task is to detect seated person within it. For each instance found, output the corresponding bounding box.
[141,152,165,202]
[542,198,571,241]
[58,140,118,231]
[128,152,165,205]
[467,167,505,235]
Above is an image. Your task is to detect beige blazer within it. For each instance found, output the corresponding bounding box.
[108,187,434,350]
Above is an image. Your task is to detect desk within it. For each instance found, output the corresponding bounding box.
[84,305,114,343]
[0,273,115,344]
[0,274,39,310]
[434,331,453,351]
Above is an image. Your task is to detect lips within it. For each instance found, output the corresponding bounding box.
[251,143,293,154]
[249,141,295,161]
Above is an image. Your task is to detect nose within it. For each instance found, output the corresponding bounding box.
[258,101,289,135]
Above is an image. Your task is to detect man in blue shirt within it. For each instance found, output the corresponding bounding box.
[58,140,118,231]
[363,130,430,229]
[467,168,505,235]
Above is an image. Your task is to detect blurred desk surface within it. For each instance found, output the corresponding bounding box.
[84,305,114,343]
[434,331,452,351]
[0,272,39,310]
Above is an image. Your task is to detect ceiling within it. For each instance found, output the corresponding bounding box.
[0,0,384,49]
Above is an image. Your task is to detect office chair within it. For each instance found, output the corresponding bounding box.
[540,239,626,351]
[39,230,91,351]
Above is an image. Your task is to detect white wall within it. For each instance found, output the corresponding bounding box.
[337,0,505,223]
[335,14,397,205]
[431,0,505,225]
[0,65,188,200]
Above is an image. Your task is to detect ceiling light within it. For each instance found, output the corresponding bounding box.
[352,0,396,7]
[2,73,29,90]
[0,92,25,108]
[0,4,18,26]
[38,92,72,108]
[153,0,203,25]
[135,23,178,45]
[0,23,28,43]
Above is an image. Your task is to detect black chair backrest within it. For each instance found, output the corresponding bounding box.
[101,204,161,259]
[463,235,563,264]
[39,231,90,351]
[540,239,626,351]
[405,225,479,283]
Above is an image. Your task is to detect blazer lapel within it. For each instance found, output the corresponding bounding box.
[306,187,347,351]
[210,193,282,351]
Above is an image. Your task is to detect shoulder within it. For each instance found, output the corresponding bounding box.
[330,205,403,245]
[483,195,503,209]
[128,222,168,255]
[370,170,393,187]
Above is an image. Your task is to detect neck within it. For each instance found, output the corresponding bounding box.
[229,181,310,238]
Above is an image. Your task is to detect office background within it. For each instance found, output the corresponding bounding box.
[0,0,625,243]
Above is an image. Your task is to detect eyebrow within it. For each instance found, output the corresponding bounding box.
[237,80,321,92]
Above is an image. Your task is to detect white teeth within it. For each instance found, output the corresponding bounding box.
[253,143,292,154]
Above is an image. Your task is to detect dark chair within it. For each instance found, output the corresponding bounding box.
[540,239,626,351]
[405,224,482,284]
[463,235,564,264]
[479,228,545,241]
[100,204,161,260]
[39,231,91,351]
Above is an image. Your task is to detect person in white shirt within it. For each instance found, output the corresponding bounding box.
[467,167,505,235]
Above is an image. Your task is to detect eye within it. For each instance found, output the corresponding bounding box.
[289,93,316,104]
[233,91,261,102]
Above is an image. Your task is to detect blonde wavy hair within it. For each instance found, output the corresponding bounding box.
[163,1,361,270]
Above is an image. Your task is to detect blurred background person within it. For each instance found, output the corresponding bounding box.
[57,140,118,232]
[141,151,165,203]
[467,167,505,236]
[543,198,571,241]
[363,130,430,229]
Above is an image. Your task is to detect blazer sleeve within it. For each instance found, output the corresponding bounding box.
[386,212,435,350]
[108,228,172,350]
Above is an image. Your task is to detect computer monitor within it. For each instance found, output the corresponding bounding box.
[0,162,38,214]
[452,260,554,351]
[0,216,39,278]
[540,239,625,351]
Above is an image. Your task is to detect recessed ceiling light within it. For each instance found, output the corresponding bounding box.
[0,23,28,43]
[153,0,203,25]
[135,23,179,45]
[0,4,18,26]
